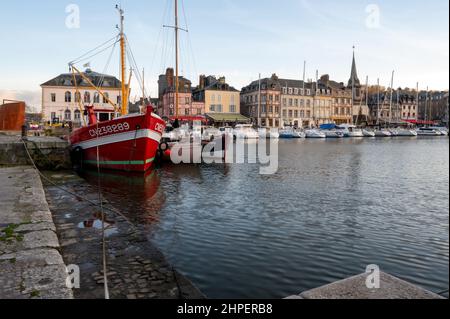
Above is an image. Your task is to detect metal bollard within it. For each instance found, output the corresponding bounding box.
[21,125,28,139]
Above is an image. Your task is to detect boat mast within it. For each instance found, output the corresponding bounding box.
[258,73,261,127]
[117,5,128,116]
[389,70,394,126]
[377,78,380,126]
[175,0,179,118]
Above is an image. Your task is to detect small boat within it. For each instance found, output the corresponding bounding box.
[202,127,223,142]
[293,129,306,138]
[337,125,364,137]
[374,129,392,137]
[305,129,326,139]
[279,127,294,139]
[429,127,449,136]
[362,129,376,137]
[324,130,344,138]
[259,128,280,139]
[388,128,399,136]
[416,127,442,136]
[233,124,259,139]
[396,129,418,137]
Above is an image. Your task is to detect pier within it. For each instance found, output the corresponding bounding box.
[286,272,444,299]
[0,134,70,169]
[0,166,73,299]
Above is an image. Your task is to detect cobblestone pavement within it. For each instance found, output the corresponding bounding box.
[43,172,204,299]
[0,166,73,299]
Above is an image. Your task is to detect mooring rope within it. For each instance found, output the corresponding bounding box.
[20,138,145,300]
[94,122,110,300]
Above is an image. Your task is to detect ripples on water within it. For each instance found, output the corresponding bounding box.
[86,138,449,299]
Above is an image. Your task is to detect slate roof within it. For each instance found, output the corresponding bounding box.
[41,69,121,88]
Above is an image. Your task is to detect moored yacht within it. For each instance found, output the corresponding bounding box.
[416,127,442,136]
[305,129,326,139]
[234,124,259,139]
[338,124,364,137]
[362,129,376,137]
[374,129,393,137]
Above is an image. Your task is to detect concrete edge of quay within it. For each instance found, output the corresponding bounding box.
[0,166,74,299]
[286,272,445,300]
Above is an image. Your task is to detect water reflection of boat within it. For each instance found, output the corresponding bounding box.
[79,168,164,225]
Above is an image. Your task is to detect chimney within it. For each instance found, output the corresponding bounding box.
[199,75,206,89]
[218,76,226,84]
[166,68,174,87]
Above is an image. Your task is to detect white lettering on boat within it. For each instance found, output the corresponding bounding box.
[89,122,130,137]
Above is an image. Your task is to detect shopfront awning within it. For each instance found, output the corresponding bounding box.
[205,113,251,123]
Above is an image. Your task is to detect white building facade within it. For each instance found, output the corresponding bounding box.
[41,69,122,125]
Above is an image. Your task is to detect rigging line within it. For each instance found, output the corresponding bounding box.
[125,36,146,95]
[98,37,119,90]
[72,41,120,67]
[181,0,198,79]
[70,35,119,65]
[149,0,171,79]
[20,139,136,229]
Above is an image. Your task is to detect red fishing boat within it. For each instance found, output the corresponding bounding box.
[68,6,165,172]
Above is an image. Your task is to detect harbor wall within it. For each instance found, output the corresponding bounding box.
[0,102,25,131]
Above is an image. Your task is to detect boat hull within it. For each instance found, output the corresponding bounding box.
[70,112,165,172]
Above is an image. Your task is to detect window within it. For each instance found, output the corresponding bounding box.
[217,105,223,113]
[300,110,305,118]
[289,99,293,107]
[65,92,72,103]
[294,88,298,95]
[283,110,287,117]
[230,105,236,113]
[185,97,191,104]
[294,110,298,118]
[185,108,190,116]
[75,92,81,103]
[94,93,100,104]
[211,94,215,102]
[74,110,81,120]
[288,110,293,118]
[210,105,216,112]
[218,95,222,102]
[283,98,287,106]
[51,93,56,102]
[269,106,273,113]
[64,109,71,121]
[275,95,279,102]
[306,100,311,107]
[306,89,311,95]
[197,108,202,115]
[288,88,293,94]
[275,106,280,114]
[300,99,305,107]
[83,92,91,104]
[282,87,287,94]
[335,107,339,115]
[300,89,305,95]
[294,99,298,107]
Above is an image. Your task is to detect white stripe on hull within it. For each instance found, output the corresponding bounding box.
[72,129,162,150]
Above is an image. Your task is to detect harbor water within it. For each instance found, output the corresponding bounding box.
[81,137,449,299]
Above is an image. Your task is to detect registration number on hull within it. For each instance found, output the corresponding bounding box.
[89,122,131,137]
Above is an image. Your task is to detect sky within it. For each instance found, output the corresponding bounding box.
[0,0,448,110]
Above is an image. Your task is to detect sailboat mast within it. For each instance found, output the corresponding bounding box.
[258,73,261,127]
[389,70,394,125]
[117,6,127,116]
[377,78,380,125]
[174,0,179,118]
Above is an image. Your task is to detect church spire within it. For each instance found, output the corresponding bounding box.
[348,46,361,88]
